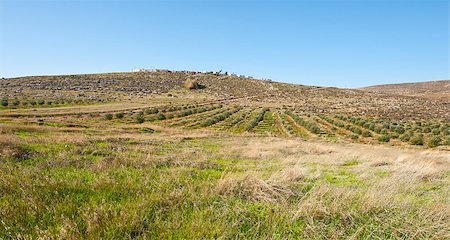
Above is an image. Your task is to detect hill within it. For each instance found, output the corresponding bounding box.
[361,80,450,100]
[1,70,449,120]
[1,70,449,239]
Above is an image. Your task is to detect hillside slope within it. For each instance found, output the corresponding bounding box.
[361,80,450,100]
[1,71,449,120]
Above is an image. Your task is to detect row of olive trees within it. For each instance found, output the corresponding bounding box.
[285,111,321,134]
[1,96,100,107]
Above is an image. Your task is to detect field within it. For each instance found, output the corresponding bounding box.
[0,72,449,239]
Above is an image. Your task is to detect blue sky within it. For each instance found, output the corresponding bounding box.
[0,0,448,88]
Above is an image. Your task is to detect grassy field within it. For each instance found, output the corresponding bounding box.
[0,100,449,239]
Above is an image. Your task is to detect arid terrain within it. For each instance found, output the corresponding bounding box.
[362,80,450,100]
[0,71,449,239]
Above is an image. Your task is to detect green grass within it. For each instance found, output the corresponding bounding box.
[0,109,449,239]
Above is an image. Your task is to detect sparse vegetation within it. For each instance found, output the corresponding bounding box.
[426,136,441,148]
[378,135,390,142]
[410,133,424,145]
[1,97,8,107]
[104,113,113,120]
[0,72,448,238]
[135,113,145,123]
[115,112,124,119]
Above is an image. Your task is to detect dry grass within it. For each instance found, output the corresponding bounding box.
[0,117,449,239]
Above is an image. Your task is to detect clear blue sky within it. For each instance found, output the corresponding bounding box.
[0,0,448,88]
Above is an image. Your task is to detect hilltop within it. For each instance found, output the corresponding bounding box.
[361,80,450,100]
[1,70,449,120]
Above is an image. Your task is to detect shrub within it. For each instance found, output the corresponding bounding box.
[422,127,431,133]
[378,135,390,142]
[349,134,359,140]
[441,136,450,146]
[389,133,399,139]
[374,126,383,134]
[362,131,371,137]
[12,98,20,106]
[431,128,440,135]
[135,114,145,123]
[410,134,424,145]
[426,136,441,148]
[399,131,412,142]
[395,126,405,134]
[30,100,37,106]
[353,128,362,135]
[145,108,159,114]
[157,113,166,120]
[1,97,8,107]
[115,112,124,119]
[104,114,113,120]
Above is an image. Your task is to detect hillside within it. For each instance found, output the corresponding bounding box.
[1,70,449,120]
[1,71,449,239]
[361,80,450,100]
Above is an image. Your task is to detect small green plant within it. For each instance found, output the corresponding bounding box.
[145,108,159,114]
[135,114,145,123]
[378,135,390,142]
[115,112,124,119]
[1,97,8,107]
[104,114,113,120]
[410,133,424,145]
[441,136,450,146]
[362,131,371,137]
[426,136,441,148]
[140,127,159,133]
[157,113,166,120]
[399,132,412,142]
[12,98,20,106]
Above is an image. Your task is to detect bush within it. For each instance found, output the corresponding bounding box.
[410,134,424,145]
[378,135,390,142]
[395,126,405,134]
[104,114,113,120]
[30,100,37,106]
[115,112,124,119]
[362,131,371,137]
[431,128,440,135]
[157,113,166,120]
[135,114,145,123]
[441,136,450,146]
[426,136,441,148]
[399,132,412,142]
[12,98,20,106]
[374,126,382,134]
[1,97,8,107]
[422,127,431,133]
[145,108,159,114]
[349,134,359,140]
